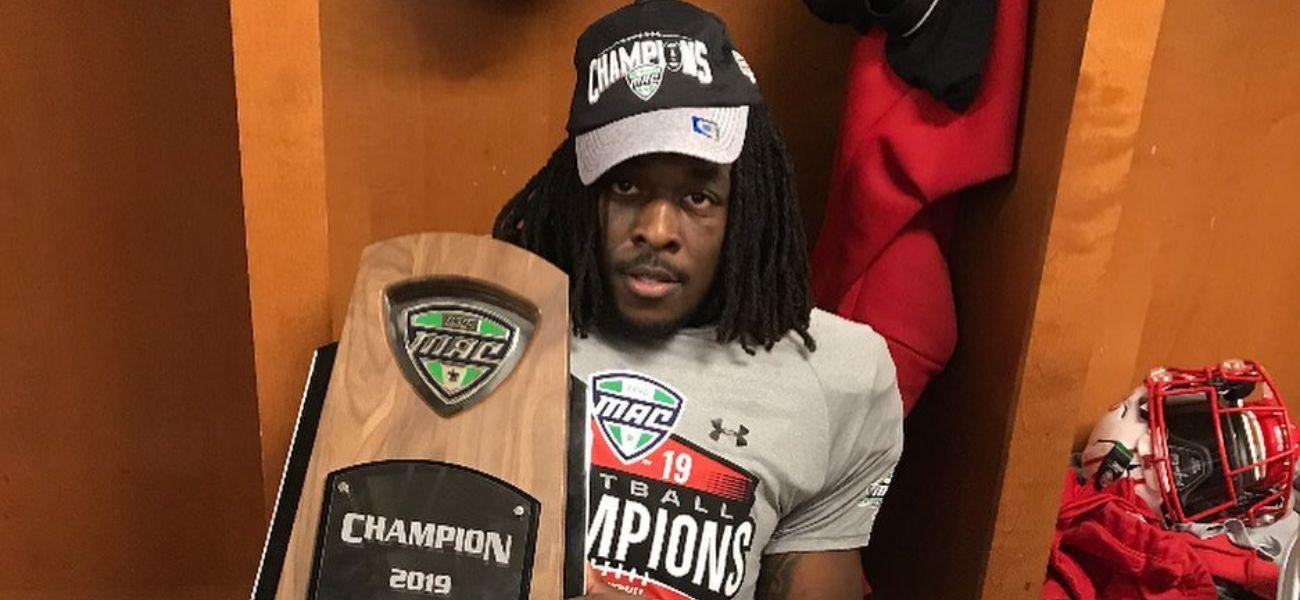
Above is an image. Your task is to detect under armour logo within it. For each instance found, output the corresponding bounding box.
[709,418,748,447]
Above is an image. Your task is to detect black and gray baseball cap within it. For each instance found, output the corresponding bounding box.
[566,0,764,185]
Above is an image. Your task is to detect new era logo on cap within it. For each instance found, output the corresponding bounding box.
[692,115,719,140]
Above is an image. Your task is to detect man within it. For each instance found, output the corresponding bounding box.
[493,1,902,598]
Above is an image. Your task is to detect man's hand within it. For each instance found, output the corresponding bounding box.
[571,564,639,599]
[756,550,865,600]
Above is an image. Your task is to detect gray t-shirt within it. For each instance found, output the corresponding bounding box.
[574,308,904,600]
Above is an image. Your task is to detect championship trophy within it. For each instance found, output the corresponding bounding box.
[251,233,586,599]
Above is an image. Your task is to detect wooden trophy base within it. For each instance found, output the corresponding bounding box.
[252,233,584,599]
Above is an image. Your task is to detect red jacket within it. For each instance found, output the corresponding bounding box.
[810,0,1027,412]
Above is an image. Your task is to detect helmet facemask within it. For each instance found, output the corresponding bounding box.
[1148,360,1297,526]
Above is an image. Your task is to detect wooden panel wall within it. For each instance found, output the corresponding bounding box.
[229,0,334,513]
[977,2,1300,594]
[0,2,265,599]
[317,0,856,330]
[975,0,1168,595]
[1071,0,1300,442]
[980,2,1300,595]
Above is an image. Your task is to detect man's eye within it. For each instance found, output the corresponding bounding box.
[684,192,713,207]
[611,181,639,195]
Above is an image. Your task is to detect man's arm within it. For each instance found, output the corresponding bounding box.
[756,550,865,600]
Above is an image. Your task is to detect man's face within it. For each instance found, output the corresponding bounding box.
[598,153,731,338]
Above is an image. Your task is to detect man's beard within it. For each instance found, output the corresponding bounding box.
[595,304,691,342]
[594,281,723,343]
[597,250,721,342]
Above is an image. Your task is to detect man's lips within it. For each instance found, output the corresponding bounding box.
[621,266,681,300]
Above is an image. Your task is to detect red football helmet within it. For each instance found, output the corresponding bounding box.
[1146,359,1298,526]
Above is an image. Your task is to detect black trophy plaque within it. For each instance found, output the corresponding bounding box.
[311,460,539,599]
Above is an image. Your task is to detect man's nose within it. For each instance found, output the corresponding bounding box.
[632,197,681,252]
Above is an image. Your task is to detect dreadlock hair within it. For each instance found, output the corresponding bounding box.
[492,105,816,354]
